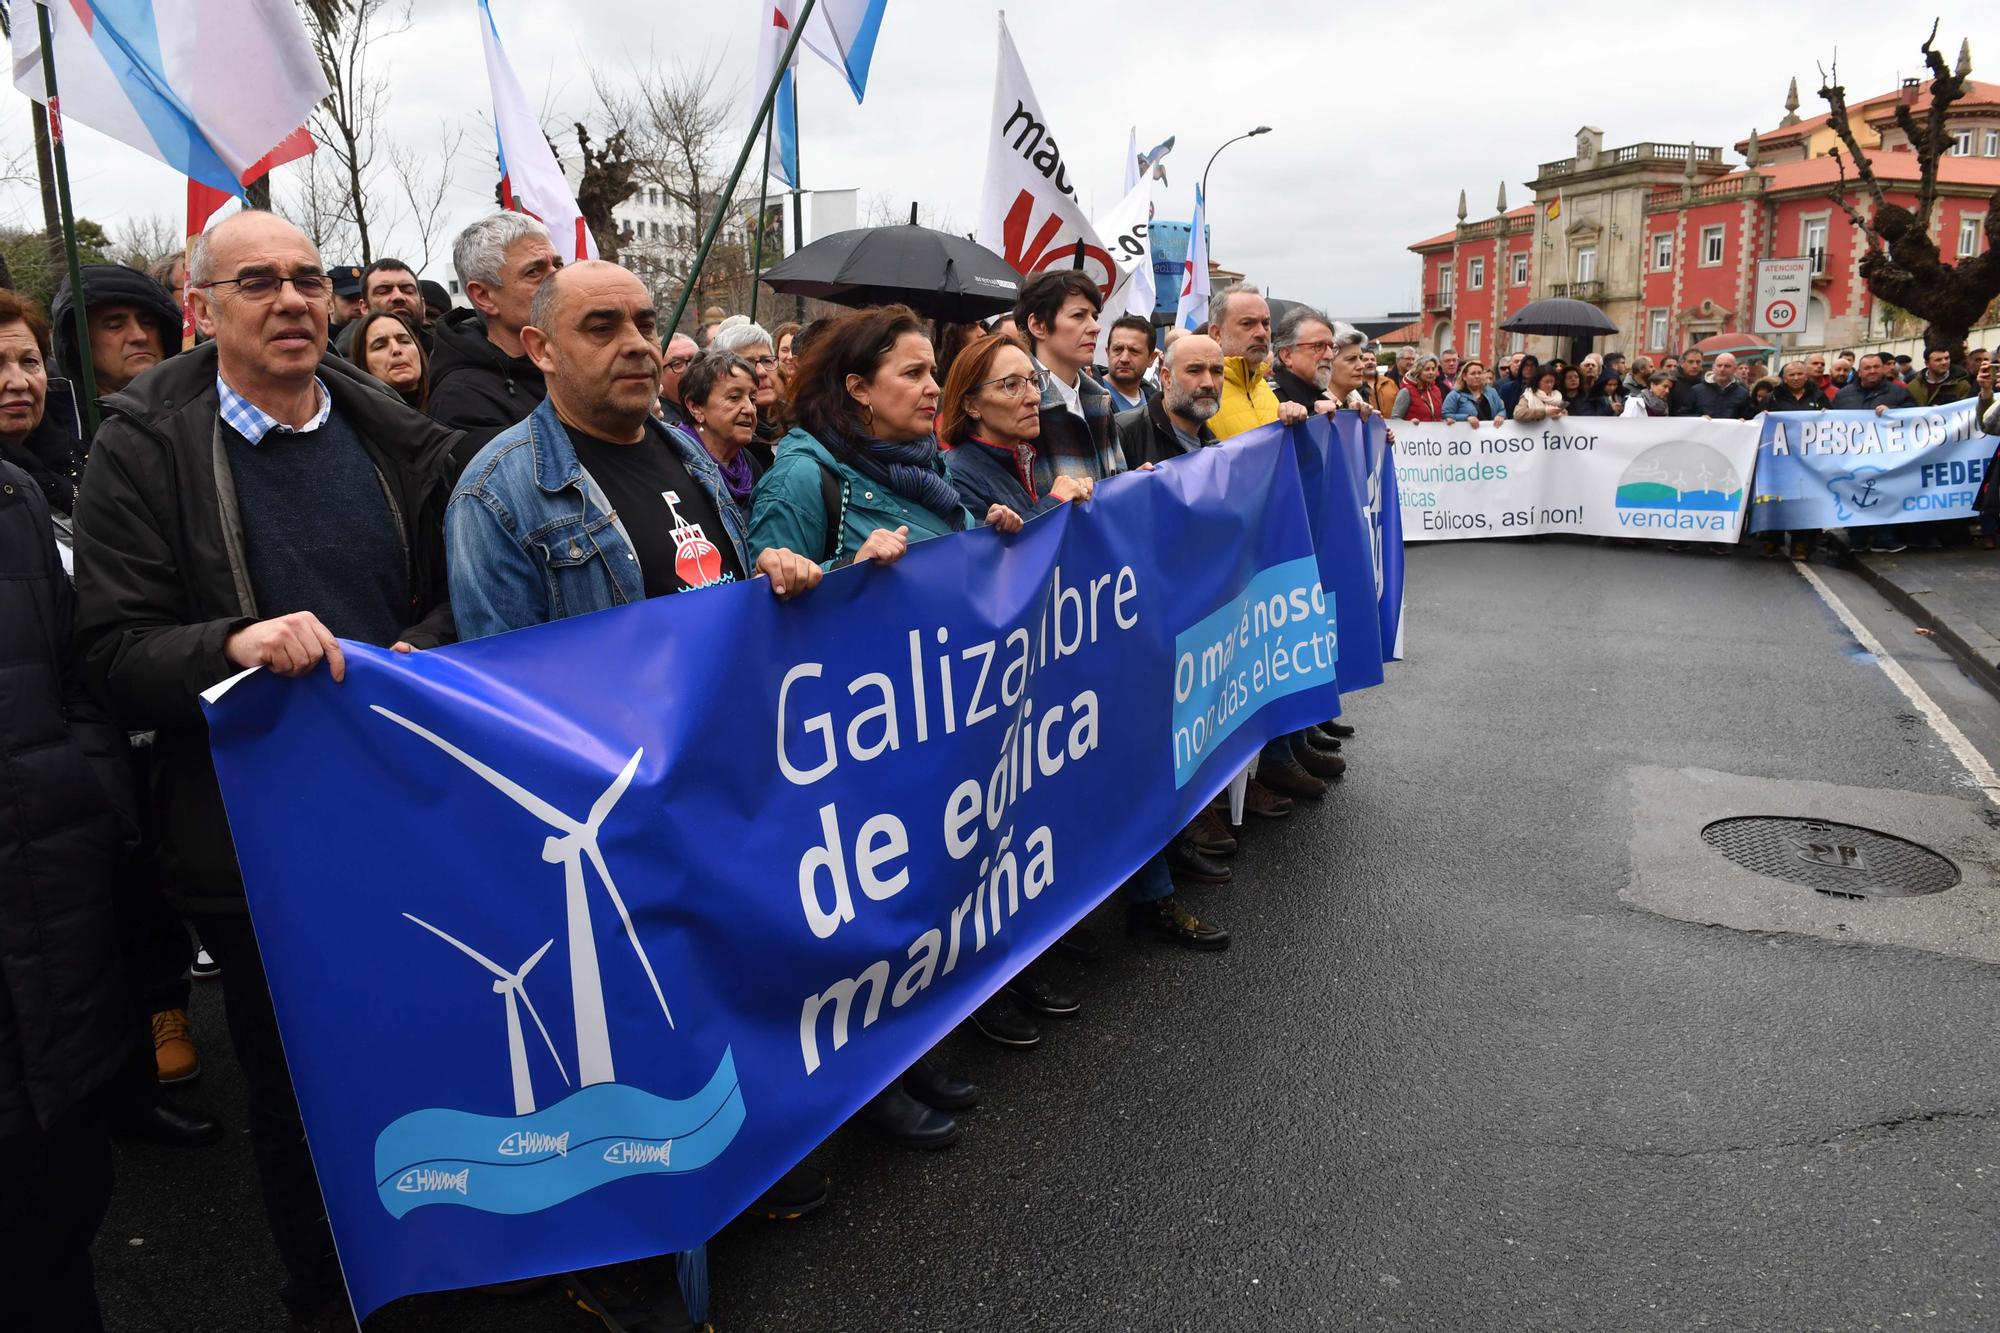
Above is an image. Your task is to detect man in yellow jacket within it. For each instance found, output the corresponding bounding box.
[1207,282,1307,440]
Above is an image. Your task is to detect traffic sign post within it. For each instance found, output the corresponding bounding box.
[1754,258,1813,336]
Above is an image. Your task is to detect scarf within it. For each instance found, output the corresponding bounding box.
[715,448,756,507]
[845,431,965,526]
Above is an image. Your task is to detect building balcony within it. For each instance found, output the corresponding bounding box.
[1550,280,1604,303]
[1425,289,1454,312]
[1537,142,1723,179]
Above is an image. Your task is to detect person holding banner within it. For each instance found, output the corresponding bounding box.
[938,331,1095,517]
[1114,331,1225,468]
[1442,361,1505,424]
[1764,361,1831,560]
[71,210,463,1333]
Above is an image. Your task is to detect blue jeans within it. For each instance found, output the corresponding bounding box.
[1125,852,1174,903]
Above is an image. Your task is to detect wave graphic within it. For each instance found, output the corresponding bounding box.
[374,1048,743,1217]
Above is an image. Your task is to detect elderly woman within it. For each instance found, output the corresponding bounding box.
[711,318,787,468]
[1391,353,1445,421]
[938,331,1094,516]
[0,290,84,524]
[343,309,429,411]
[751,304,1021,571]
[679,348,763,509]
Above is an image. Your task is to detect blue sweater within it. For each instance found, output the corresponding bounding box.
[226,408,407,646]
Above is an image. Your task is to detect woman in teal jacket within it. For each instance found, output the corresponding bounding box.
[750,304,1020,568]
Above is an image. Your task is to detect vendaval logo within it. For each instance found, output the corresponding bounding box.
[1613,441,1745,532]
[1825,467,1888,523]
[368,708,745,1220]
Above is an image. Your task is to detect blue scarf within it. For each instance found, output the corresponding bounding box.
[844,432,965,527]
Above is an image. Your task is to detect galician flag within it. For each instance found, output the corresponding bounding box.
[754,3,800,189]
[9,0,323,197]
[797,0,888,102]
[1176,184,1209,332]
[479,0,596,261]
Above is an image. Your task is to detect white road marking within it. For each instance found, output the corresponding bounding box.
[1794,560,2000,799]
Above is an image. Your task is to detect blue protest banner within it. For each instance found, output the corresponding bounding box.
[200,419,1388,1318]
[1750,397,1997,532]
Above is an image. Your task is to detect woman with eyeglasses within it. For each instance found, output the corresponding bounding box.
[938,332,1094,517]
[711,319,788,469]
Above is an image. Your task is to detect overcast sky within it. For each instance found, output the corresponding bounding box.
[1,0,1988,317]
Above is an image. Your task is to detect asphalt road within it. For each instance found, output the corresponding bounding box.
[95,539,2000,1332]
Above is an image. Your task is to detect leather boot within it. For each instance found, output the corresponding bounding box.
[1127,896,1231,951]
[1185,806,1237,856]
[1257,749,1328,800]
[968,993,1041,1048]
[1006,963,1079,1017]
[1323,719,1356,738]
[1166,837,1232,885]
[1240,778,1293,820]
[1303,725,1343,753]
[1291,737,1347,782]
[857,1082,960,1149]
[903,1054,979,1110]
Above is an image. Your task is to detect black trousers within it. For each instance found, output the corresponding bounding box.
[193,913,344,1318]
[0,1087,115,1333]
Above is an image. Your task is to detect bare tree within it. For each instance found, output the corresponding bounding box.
[285,147,362,261]
[388,123,466,274]
[573,122,638,264]
[863,195,959,234]
[1818,25,1999,361]
[296,0,408,264]
[593,53,763,322]
[110,213,180,270]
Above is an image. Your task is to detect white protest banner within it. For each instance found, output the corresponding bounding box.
[976,15,1118,292]
[1393,416,1761,542]
[1090,175,1154,363]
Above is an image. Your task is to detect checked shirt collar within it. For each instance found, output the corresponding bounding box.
[217,374,331,445]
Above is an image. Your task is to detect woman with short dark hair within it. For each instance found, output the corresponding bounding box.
[679,349,762,507]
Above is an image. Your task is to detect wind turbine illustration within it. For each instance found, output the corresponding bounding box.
[404,913,568,1114]
[373,705,675,1090]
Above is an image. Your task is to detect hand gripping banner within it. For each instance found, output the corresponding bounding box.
[201,418,1392,1317]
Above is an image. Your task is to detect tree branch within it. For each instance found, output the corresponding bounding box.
[1816,67,1889,214]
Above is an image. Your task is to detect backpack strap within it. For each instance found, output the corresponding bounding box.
[814,458,851,567]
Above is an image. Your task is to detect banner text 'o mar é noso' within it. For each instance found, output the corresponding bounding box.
[199,417,1398,1319]
[1393,416,1762,543]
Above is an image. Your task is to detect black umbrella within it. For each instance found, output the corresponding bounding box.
[1499,297,1619,339]
[760,218,1024,323]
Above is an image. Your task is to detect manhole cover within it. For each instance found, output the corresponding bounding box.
[1699,817,1959,899]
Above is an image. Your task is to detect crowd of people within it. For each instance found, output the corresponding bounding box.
[1369,338,2000,559]
[0,212,1368,1333]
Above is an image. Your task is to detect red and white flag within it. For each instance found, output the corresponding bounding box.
[479,0,595,260]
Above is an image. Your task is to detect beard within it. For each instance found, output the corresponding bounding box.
[1312,365,1332,391]
[1170,389,1220,422]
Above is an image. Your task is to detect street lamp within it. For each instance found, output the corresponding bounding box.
[1201,125,1272,209]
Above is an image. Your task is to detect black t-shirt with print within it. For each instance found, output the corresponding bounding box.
[570,427,745,597]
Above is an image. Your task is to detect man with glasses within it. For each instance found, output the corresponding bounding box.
[71,209,461,1333]
[656,331,699,432]
[429,211,563,472]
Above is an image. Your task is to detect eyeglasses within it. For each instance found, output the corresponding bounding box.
[663,356,694,373]
[972,369,1048,399]
[195,272,330,301]
[1289,340,1336,357]
[745,355,779,370]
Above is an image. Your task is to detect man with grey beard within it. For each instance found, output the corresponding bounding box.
[1115,332,1224,467]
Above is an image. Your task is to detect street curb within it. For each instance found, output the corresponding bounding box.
[1840,551,2000,700]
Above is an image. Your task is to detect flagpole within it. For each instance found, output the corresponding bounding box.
[34,3,100,438]
[666,0,816,339]
[750,114,773,324]
[790,79,804,321]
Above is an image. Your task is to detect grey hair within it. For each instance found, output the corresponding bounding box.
[526,266,566,332]
[1273,304,1333,349]
[710,321,773,355]
[1208,280,1260,329]
[452,211,552,292]
[1327,320,1367,353]
[1412,353,1441,373]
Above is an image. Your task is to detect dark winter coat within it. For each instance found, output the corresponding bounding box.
[945,436,1063,518]
[1688,378,1753,420]
[70,341,461,915]
[0,379,86,516]
[1115,394,1219,470]
[0,460,136,1137]
[50,263,184,397]
[426,308,546,476]
[1831,379,1916,411]
[1910,369,1974,407]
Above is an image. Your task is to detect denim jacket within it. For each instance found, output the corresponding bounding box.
[446,396,752,640]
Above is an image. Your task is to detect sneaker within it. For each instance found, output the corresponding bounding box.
[152,1009,200,1085]
[968,994,1041,1049]
[189,947,219,980]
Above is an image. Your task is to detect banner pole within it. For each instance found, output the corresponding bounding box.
[666,0,816,338]
[790,80,804,321]
[34,3,100,438]
[750,114,773,324]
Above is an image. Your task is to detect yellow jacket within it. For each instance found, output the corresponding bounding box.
[1211,356,1279,440]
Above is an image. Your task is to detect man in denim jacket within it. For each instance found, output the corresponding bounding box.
[446,262,821,639]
